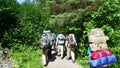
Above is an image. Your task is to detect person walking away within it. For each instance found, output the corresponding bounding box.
[88,28,109,68]
[51,32,57,54]
[43,30,52,59]
[39,36,50,66]
[65,34,77,63]
[56,33,66,59]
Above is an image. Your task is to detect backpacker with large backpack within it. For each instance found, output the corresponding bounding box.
[88,28,117,67]
[57,34,66,45]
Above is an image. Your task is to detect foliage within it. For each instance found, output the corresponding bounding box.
[76,0,120,67]
[109,46,120,68]
[77,56,89,68]
[0,0,19,41]
[0,0,48,67]
[0,0,120,67]
[12,3,42,45]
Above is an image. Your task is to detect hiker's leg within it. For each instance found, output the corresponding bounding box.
[51,41,54,50]
[46,49,49,62]
[52,40,57,54]
[60,45,64,59]
[43,49,49,66]
[57,45,60,56]
[71,48,75,63]
[66,47,71,60]
[42,53,47,66]
[48,46,52,59]
[54,40,57,53]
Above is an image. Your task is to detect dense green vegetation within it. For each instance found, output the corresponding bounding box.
[0,0,120,68]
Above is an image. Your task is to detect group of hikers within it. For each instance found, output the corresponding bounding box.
[39,28,117,68]
[39,30,77,66]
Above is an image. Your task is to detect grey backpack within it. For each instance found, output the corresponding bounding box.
[40,37,50,49]
[68,34,77,47]
[57,34,65,45]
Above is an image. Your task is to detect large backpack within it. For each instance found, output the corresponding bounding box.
[68,34,77,47]
[57,34,65,45]
[51,33,56,41]
[40,37,50,49]
[47,34,52,40]
[88,28,109,51]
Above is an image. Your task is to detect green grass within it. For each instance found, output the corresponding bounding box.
[77,56,90,68]
[9,45,44,68]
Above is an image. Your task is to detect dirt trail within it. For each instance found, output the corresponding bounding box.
[45,53,83,68]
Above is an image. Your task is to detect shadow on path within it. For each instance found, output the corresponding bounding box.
[45,51,83,68]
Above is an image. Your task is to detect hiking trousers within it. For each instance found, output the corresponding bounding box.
[42,49,49,65]
[57,45,64,58]
[51,40,57,54]
[66,47,75,61]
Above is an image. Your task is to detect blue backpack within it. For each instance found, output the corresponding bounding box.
[88,52,117,67]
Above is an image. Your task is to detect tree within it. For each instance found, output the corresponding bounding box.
[0,0,19,47]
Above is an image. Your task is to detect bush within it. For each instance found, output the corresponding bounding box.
[109,46,120,68]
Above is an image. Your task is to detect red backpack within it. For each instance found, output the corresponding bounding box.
[102,49,112,56]
[90,51,100,60]
[90,49,112,60]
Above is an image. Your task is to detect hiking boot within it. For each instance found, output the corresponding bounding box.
[48,55,52,59]
[66,57,70,60]
[44,61,48,66]
[44,64,47,66]
[57,54,60,57]
[72,59,75,63]
[61,57,64,59]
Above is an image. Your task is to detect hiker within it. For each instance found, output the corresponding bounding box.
[65,34,77,63]
[43,30,56,59]
[88,28,109,68]
[39,36,50,66]
[40,30,53,66]
[51,32,57,54]
[56,32,66,59]
[46,32,52,59]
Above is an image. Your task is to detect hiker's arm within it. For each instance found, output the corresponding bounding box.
[73,36,77,45]
[56,36,58,46]
[65,37,68,47]
[65,40,68,47]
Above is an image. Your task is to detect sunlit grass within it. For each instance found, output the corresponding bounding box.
[77,56,90,68]
[9,45,43,68]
